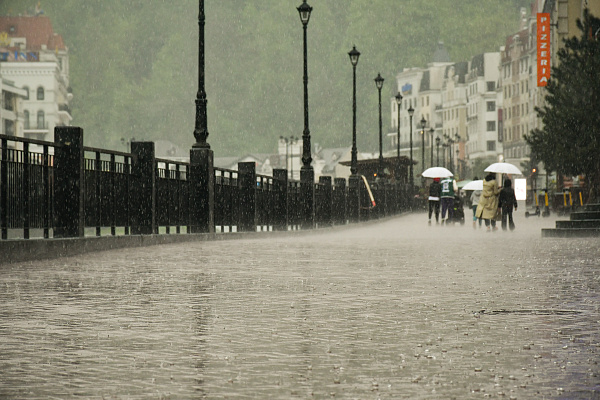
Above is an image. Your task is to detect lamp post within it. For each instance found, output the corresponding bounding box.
[408,106,415,189]
[375,73,384,178]
[456,148,460,177]
[395,92,403,181]
[420,116,426,175]
[193,0,209,149]
[429,128,434,168]
[442,142,447,168]
[297,0,313,228]
[454,133,461,175]
[348,46,360,176]
[190,0,214,234]
[435,136,440,166]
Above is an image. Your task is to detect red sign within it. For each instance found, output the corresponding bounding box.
[537,13,551,86]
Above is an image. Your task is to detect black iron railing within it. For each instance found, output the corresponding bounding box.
[1,128,409,240]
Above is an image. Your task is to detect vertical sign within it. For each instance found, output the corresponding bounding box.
[537,13,551,86]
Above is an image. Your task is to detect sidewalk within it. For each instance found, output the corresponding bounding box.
[1,211,598,399]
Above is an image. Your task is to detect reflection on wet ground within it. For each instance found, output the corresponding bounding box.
[1,212,599,399]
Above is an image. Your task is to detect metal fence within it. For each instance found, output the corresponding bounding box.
[1,129,408,240]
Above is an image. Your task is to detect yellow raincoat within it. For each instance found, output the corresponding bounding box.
[475,178,500,220]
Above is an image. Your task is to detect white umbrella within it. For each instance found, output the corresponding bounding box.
[422,167,453,178]
[462,180,483,191]
[484,162,523,175]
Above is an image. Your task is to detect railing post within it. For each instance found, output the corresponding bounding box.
[273,169,288,231]
[333,178,347,225]
[348,175,360,223]
[318,176,332,227]
[238,162,256,232]
[131,142,156,235]
[189,147,214,233]
[54,127,85,238]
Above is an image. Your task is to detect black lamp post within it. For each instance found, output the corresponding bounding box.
[408,106,415,189]
[442,142,448,168]
[429,128,434,168]
[193,0,209,149]
[420,116,426,174]
[454,133,461,175]
[348,46,360,176]
[395,92,403,181]
[375,73,384,178]
[435,136,440,166]
[297,0,312,176]
[297,0,314,228]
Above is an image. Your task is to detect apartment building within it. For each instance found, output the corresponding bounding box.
[0,15,72,146]
[465,52,503,163]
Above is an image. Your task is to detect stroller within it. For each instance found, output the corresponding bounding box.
[450,194,465,224]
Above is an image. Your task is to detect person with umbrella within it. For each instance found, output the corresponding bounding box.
[440,176,458,224]
[498,178,518,231]
[468,177,483,229]
[428,177,442,224]
[475,172,500,232]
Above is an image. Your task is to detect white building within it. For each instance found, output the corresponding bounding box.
[0,76,27,137]
[0,15,72,146]
[465,52,503,163]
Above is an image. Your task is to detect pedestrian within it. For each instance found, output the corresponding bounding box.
[475,172,500,232]
[440,176,457,224]
[428,177,441,224]
[498,178,518,231]
[470,176,483,229]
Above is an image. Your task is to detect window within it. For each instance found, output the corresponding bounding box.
[37,110,45,129]
[487,141,496,151]
[23,86,29,100]
[486,101,496,112]
[37,86,45,100]
[487,81,495,91]
[24,110,30,129]
[487,121,496,131]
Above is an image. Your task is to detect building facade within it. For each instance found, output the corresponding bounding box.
[465,52,503,164]
[0,15,72,146]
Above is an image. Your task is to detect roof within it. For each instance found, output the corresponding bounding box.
[0,16,66,51]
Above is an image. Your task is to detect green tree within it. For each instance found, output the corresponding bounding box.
[525,9,600,200]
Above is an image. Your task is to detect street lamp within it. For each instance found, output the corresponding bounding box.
[429,128,435,168]
[375,73,384,178]
[193,0,209,149]
[454,133,461,175]
[435,136,440,166]
[420,116,426,174]
[408,106,415,189]
[297,0,313,176]
[349,46,360,176]
[395,92,403,181]
[297,0,313,228]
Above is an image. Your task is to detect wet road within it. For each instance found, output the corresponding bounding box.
[1,212,599,399]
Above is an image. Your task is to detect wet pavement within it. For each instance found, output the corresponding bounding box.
[1,211,599,399]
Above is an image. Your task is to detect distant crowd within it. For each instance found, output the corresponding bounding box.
[427,173,518,232]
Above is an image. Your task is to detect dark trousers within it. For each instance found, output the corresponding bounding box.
[484,218,497,228]
[501,207,515,230]
[428,200,440,221]
[441,197,454,219]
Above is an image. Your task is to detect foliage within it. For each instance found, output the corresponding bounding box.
[525,9,600,198]
[1,0,529,156]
